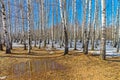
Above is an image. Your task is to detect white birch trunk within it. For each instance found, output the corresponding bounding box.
[117,2,120,52]
[100,0,106,60]
[84,0,91,54]
[8,0,12,49]
[82,0,88,50]
[59,0,68,55]
[95,0,99,48]
[40,0,46,48]
[0,33,3,51]
[38,0,42,49]
[73,0,77,50]
[27,0,31,54]
[91,0,98,50]
[0,0,11,53]
[112,0,115,46]
[51,6,54,48]
[20,0,26,50]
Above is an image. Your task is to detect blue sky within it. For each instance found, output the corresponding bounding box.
[4,0,120,30]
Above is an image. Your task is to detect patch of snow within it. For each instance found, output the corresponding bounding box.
[12,40,120,57]
[12,43,24,47]
[0,76,7,80]
[49,51,55,54]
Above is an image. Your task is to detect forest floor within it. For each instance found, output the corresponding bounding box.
[0,47,120,80]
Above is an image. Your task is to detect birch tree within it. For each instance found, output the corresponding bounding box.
[73,0,77,50]
[40,0,46,48]
[51,3,54,48]
[8,0,12,49]
[84,0,91,54]
[111,0,116,47]
[0,38,3,51]
[59,0,69,55]
[38,0,42,49]
[13,1,18,42]
[0,13,3,51]
[27,0,31,54]
[95,0,99,48]
[0,0,11,53]
[82,0,88,50]
[20,0,26,50]
[91,0,98,50]
[117,0,120,52]
[0,28,3,51]
[100,0,106,60]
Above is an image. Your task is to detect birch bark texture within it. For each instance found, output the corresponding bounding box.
[59,0,69,55]
[84,0,91,54]
[0,0,11,53]
[73,0,77,50]
[100,0,106,60]
[82,0,88,49]
[27,0,31,54]
[117,0,120,52]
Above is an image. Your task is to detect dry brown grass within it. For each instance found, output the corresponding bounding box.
[0,47,120,80]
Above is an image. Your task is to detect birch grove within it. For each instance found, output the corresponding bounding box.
[0,0,119,60]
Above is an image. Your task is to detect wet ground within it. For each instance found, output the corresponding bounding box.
[1,48,120,80]
[0,48,66,80]
[5,59,66,80]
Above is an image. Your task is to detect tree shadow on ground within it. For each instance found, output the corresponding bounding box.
[88,53,120,62]
[0,50,64,59]
[89,53,100,56]
[0,54,63,59]
[68,52,83,56]
[106,59,120,62]
[11,52,28,55]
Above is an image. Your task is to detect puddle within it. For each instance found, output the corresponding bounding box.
[7,59,66,80]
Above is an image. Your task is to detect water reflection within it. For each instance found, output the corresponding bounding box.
[8,59,66,80]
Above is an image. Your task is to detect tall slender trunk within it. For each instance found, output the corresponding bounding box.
[27,0,31,54]
[112,0,115,46]
[91,21,95,50]
[69,2,73,48]
[100,0,106,60]
[95,0,99,48]
[1,0,11,54]
[70,25,72,48]
[14,1,18,43]
[40,0,46,48]
[0,8,3,51]
[20,0,26,50]
[117,2,120,52]
[8,0,12,49]
[82,0,87,50]
[73,0,77,50]
[38,1,41,49]
[0,35,3,51]
[91,0,98,50]
[44,0,47,48]
[51,6,54,48]
[59,0,69,55]
[84,0,92,54]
